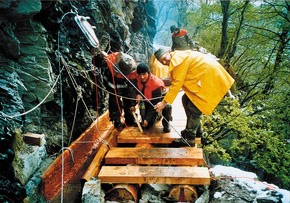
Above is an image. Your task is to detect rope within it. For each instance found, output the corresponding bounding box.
[60,55,102,145]
[68,94,80,145]
[93,48,100,122]
[58,6,78,202]
[61,55,95,123]
[2,69,63,119]
[58,28,65,203]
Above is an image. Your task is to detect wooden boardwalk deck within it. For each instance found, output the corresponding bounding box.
[98,90,211,188]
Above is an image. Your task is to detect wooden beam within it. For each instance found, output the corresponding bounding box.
[41,111,114,201]
[81,130,118,183]
[117,127,201,144]
[98,166,210,185]
[105,147,205,166]
[23,133,45,146]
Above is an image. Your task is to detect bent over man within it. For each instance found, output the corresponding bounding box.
[170,25,195,51]
[93,51,137,128]
[154,46,234,146]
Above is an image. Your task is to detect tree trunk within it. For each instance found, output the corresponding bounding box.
[262,2,290,94]
[217,0,230,59]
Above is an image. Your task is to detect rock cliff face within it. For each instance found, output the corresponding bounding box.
[0,0,156,202]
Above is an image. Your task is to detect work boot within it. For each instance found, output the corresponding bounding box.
[171,130,195,147]
[113,119,124,129]
[162,119,171,133]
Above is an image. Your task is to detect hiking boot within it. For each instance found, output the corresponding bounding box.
[113,120,124,129]
[162,119,171,133]
[171,129,195,147]
[143,124,154,132]
[171,138,195,147]
[180,129,192,139]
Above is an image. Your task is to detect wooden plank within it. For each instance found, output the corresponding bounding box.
[117,127,201,144]
[41,111,114,201]
[98,166,210,185]
[23,132,45,146]
[105,147,204,166]
[117,127,179,144]
[81,130,117,182]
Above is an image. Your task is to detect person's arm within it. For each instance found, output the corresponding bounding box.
[155,62,187,112]
[145,87,162,123]
[163,64,187,104]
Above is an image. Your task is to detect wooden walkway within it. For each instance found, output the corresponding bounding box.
[42,91,210,202]
[98,90,210,187]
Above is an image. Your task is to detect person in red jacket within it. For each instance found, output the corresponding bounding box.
[93,51,137,128]
[131,63,172,132]
[170,25,195,51]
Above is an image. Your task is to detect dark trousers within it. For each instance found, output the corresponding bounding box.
[161,104,172,129]
[108,92,134,124]
[182,93,202,137]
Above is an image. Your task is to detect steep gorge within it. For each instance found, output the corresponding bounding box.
[0,0,156,202]
[1,1,289,203]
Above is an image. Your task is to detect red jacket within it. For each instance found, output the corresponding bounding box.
[171,29,194,50]
[172,29,188,38]
[137,74,165,99]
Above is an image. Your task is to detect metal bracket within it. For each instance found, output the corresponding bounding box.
[74,15,99,48]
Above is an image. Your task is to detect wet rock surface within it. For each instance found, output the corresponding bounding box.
[0,0,155,202]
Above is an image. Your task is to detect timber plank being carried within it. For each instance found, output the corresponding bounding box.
[118,127,201,144]
[98,165,210,185]
[104,147,204,166]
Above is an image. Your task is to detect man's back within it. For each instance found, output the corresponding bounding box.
[170,26,194,51]
[172,29,192,50]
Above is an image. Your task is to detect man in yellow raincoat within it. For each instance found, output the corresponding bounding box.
[154,46,234,147]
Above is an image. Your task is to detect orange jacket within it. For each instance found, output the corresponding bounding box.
[137,74,165,99]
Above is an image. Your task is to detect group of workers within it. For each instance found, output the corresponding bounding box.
[94,25,234,147]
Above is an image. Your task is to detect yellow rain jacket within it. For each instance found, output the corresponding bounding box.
[149,54,169,79]
[163,50,234,115]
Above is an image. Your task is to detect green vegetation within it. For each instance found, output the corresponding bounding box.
[158,0,290,189]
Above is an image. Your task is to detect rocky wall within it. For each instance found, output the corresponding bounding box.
[0,0,156,202]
